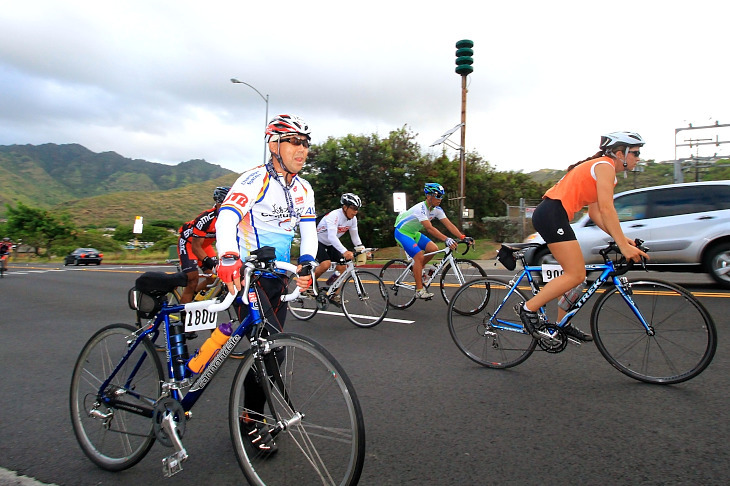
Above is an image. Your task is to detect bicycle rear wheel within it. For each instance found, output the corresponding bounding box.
[286,275,319,320]
[440,259,488,314]
[448,278,537,368]
[229,332,365,486]
[378,259,417,309]
[69,323,163,471]
[341,270,389,328]
[591,279,717,384]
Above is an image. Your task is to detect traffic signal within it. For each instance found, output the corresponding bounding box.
[455,39,474,75]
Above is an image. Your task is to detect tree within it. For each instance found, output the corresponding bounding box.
[303,126,548,247]
[5,202,76,256]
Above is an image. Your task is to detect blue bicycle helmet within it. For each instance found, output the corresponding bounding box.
[424,183,445,198]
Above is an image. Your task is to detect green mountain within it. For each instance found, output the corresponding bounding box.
[59,174,241,227]
[0,143,235,221]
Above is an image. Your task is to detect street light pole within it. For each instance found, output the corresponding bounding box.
[230,78,269,163]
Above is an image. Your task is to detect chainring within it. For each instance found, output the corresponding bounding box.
[537,324,568,353]
[316,292,329,310]
[153,398,186,447]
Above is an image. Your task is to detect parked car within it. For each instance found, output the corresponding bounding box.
[64,248,103,266]
[522,181,730,288]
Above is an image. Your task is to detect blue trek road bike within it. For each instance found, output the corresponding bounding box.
[447,240,717,384]
[70,249,365,485]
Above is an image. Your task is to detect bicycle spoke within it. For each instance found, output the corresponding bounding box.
[229,333,365,486]
[591,280,716,384]
[448,279,536,368]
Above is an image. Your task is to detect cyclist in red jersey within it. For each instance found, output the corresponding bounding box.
[0,238,11,263]
[177,186,230,304]
[519,132,649,342]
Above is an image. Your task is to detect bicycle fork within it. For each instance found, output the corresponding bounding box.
[253,339,303,439]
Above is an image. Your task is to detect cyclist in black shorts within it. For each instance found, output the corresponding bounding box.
[519,131,649,342]
[312,193,364,303]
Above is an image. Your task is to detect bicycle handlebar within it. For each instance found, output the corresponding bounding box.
[599,238,649,275]
[335,247,378,265]
[450,238,474,256]
[183,290,236,313]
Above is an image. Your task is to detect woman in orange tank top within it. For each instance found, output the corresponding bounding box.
[519,132,650,342]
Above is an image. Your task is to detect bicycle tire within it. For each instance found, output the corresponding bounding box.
[448,278,537,368]
[341,270,389,328]
[439,258,488,314]
[286,274,319,321]
[228,332,366,486]
[69,323,163,471]
[379,259,417,309]
[591,279,717,384]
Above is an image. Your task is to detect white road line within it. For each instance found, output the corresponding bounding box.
[298,309,415,324]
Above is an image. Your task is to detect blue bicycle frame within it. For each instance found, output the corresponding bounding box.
[493,259,651,335]
[98,279,268,416]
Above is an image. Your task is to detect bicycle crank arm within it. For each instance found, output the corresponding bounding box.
[161,414,188,477]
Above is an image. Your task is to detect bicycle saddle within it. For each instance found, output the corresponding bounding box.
[135,271,189,294]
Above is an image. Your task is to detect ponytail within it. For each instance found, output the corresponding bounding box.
[567,151,603,172]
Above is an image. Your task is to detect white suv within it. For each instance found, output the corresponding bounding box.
[523,181,730,288]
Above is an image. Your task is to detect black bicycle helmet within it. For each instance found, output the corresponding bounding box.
[213,186,231,204]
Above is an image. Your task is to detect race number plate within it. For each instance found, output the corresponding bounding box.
[541,264,564,282]
[184,308,218,333]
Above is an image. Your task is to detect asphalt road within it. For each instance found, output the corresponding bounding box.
[1,262,729,485]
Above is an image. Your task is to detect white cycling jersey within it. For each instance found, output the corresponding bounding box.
[394,201,447,237]
[216,163,318,264]
[316,208,363,255]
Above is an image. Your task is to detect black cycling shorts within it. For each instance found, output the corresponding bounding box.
[532,198,577,244]
[316,242,344,263]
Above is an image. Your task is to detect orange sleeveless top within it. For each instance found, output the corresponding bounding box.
[543,157,616,220]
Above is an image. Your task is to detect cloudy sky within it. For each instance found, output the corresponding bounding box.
[1,0,728,175]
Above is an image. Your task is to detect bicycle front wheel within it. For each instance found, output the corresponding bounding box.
[379,259,417,309]
[286,275,319,321]
[69,323,163,471]
[591,279,717,384]
[341,270,389,328]
[448,278,537,368]
[440,259,488,314]
[229,332,365,486]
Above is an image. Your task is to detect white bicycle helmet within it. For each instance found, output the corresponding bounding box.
[265,114,311,142]
[600,131,645,151]
[341,193,362,208]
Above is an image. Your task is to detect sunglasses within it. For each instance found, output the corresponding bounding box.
[430,193,444,199]
[628,150,641,157]
[281,137,310,148]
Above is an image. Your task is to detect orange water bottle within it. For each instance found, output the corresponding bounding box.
[187,322,233,373]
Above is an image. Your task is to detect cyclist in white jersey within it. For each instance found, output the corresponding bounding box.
[313,193,365,302]
[216,114,318,453]
[394,182,471,299]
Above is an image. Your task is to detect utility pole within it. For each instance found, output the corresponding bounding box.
[455,39,474,228]
[674,121,730,183]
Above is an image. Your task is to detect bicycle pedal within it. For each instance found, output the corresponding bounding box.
[162,450,187,477]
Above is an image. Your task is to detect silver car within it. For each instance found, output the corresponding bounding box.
[522,181,730,288]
